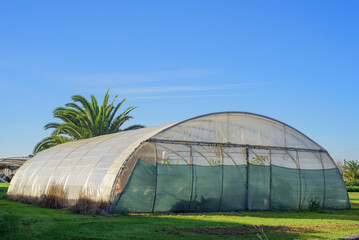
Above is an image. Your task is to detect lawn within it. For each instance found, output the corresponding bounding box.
[0,183,358,240]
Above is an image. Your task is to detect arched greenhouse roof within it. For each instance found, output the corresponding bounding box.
[8,122,178,201]
[151,112,324,150]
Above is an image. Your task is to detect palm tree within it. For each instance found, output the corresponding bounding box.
[344,160,359,182]
[34,89,144,154]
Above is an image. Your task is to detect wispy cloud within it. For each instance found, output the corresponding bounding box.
[68,69,217,84]
[111,82,268,94]
[129,94,254,100]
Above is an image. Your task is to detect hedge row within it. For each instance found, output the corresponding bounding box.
[346,186,359,192]
[345,181,359,187]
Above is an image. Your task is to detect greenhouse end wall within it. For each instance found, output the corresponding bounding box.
[111,142,349,213]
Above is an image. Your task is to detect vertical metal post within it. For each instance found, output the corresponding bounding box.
[226,114,230,143]
[188,145,194,210]
[297,151,302,209]
[319,153,326,209]
[151,142,158,213]
[218,146,224,211]
[283,125,287,147]
[269,149,272,209]
[245,146,249,211]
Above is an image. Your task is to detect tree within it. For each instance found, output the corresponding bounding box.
[336,160,346,177]
[343,160,359,182]
[34,89,144,154]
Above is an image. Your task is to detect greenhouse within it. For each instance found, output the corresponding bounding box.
[8,112,350,213]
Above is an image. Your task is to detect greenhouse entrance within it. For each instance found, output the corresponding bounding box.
[111,139,347,213]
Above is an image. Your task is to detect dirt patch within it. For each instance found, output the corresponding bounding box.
[329,234,359,240]
[155,223,359,236]
[78,221,97,226]
[156,225,255,235]
[156,225,301,235]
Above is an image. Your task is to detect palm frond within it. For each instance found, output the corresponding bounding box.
[109,115,133,133]
[72,94,96,127]
[44,122,61,130]
[123,124,146,131]
[34,89,140,152]
[33,136,73,154]
[108,98,127,123]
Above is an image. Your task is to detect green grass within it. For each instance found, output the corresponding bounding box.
[0,184,358,240]
[0,182,9,196]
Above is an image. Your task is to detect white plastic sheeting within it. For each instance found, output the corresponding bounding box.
[8,123,177,201]
[8,112,337,203]
[153,113,322,150]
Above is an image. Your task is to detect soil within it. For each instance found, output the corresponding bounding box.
[154,223,359,237]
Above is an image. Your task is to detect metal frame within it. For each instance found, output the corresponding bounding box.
[147,139,326,153]
[269,149,272,209]
[297,151,302,209]
[108,141,148,208]
[152,142,158,212]
[107,112,344,212]
[156,143,189,164]
[217,146,224,211]
[245,146,249,211]
[149,111,341,181]
[109,140,349,213]
[319,152,326,209]
[188,145,194,210]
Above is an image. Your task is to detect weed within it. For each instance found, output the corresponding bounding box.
[39,184,68,209]
[254,225,269,240]
[5,185,108,214]
[308,195,321,211]
[69,192,108,215]
[3,194,40,205]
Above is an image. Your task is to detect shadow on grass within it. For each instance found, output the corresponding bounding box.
[151,207,359,223]
[1,186,358,240]
[0,195,314,239]
[153,223,329,239]
[161,193,359,222]
[0,186,8,198]
[0,208,318,240]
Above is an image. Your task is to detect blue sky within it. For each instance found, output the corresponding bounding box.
[0,1,358,161]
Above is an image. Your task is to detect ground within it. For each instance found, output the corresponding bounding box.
[0,183,358,240]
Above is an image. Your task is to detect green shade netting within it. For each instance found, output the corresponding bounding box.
[155,165,247,212]
[300,169,324,209]
[248,164,270,210]
[271,165,300,209]
[220,165,246,211]
[112,160,155,213]
[112,160,349,213]
[189,165,222,211]
[324,168,350,209]
[154,164,192,212]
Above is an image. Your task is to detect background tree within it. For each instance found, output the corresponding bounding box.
[34,89,144,154]
[343,160,359,182]
[336,160,346,178]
